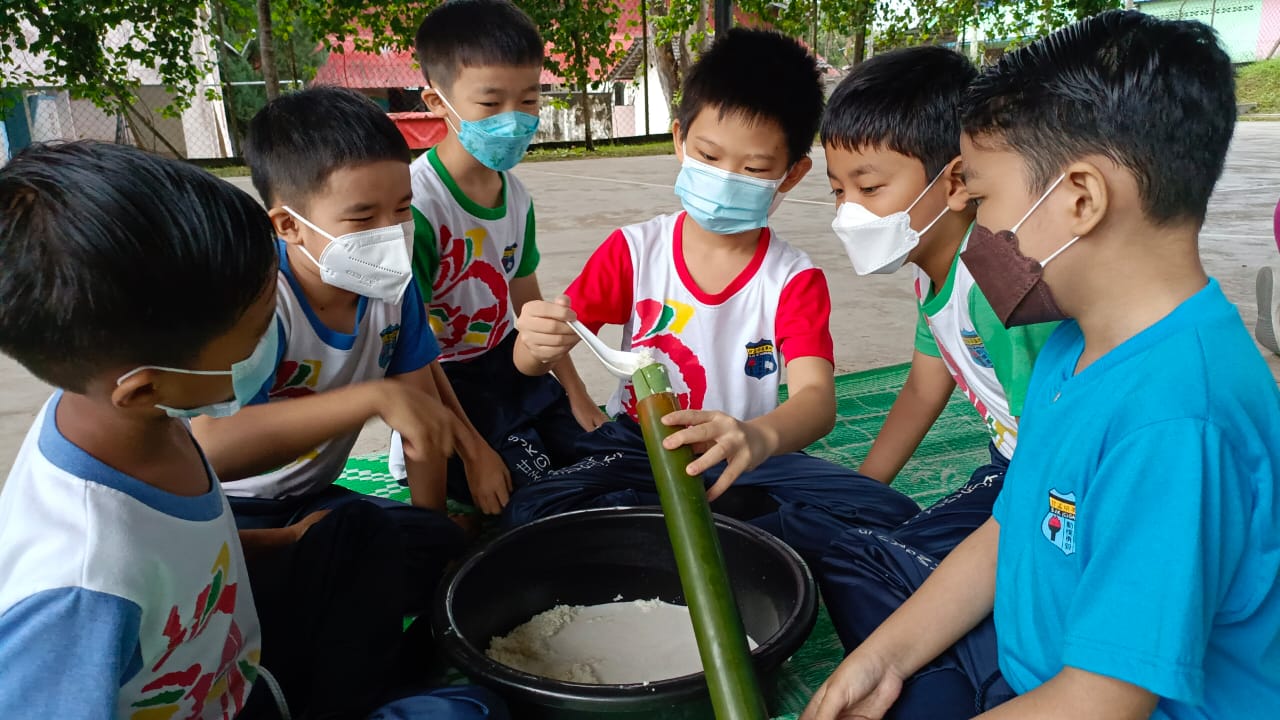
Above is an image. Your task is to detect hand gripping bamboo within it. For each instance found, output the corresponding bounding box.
[631,362,767,720]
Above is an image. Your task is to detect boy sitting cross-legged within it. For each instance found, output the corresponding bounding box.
[388,0,607,516]
[192,86,466,613]
[507,28,919,561]
[816,46,1058,653]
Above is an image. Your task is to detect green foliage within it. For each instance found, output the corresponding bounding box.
[298,0,440,54]
[0,0,214,116]
[214,0,325,136]
[1238,58,1280,115]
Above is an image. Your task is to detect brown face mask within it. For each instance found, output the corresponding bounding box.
[960,174,1080,328]
[962,225,1069,327]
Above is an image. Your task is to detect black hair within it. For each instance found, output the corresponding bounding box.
[821,46,978,178]
[677,28,825,165]
[961,10,1235,225]
[0,141,277,393]
[414,0,544,91]
[244,85,411,208]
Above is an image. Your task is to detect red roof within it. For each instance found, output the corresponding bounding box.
[312,37,423,88]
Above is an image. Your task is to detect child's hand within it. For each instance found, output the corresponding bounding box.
[375,383,459,463]
[516,296,580,366]
[289,509,332,542]
[464,445,513,515]
[801,648,903,720]
[660,410,779,501]
[569,393,609,431]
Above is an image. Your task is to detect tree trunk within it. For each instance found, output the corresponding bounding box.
[654,36,681,119]
[581,86,594,151]
[852,28,866,64]
[255,0,281,100]
[212,1,240,153]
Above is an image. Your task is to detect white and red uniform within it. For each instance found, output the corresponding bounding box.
[568,212,834,421]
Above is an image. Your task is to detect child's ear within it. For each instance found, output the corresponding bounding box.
[671,120,684,160]
[111,369,164,411]
[943,156,972,213]
[1064,160,1109,239]
[421,88,447,117]
[268,208,303,246]
[779,156,813,193]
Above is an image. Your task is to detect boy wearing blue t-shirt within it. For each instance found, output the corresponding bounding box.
[805,11,1280,720]
[192,87,467,612]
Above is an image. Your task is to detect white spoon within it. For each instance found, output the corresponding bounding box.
[567,320,650,379]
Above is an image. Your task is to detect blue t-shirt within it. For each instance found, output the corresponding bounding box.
[993,279,1280,718]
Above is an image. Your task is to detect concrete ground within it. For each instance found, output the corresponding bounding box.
[2,123,1279,481]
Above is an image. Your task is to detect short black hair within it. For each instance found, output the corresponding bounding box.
[962,10,1235,225]
[0,141,277,393]
[414,0,543,91]
[677,28,824,165]
[822,47,978,178]
[244,85,410,208]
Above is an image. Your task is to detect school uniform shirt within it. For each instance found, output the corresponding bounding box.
[221,240,439,500]
[0,394,261,719]
[992,280,1280,718]
[409,146,539,362]
[912,226,1057,460]
[568,212,834,422]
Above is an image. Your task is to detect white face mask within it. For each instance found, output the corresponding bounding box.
[282,207,414,303]
[831,170,950,276]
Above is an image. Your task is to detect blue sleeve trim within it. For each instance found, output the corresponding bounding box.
[386,279,439,376]
[38,393,225,521]
[0,587,143,715]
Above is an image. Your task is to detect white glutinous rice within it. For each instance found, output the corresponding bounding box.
[485,599,758,684]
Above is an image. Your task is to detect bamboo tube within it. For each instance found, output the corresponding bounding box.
[632,363,767,720]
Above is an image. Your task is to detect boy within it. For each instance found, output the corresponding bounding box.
[0,142,506,720]
[192,86,466,611]
[805,11,1280,720]
[0,141,274,717]
[509,28,919,560]
[818,47,1058,649]
[388,0,606,515]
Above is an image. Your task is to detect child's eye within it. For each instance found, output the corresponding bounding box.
[699,151,718,162]
[346,217,374,224]
[478,102,499,108]
[830,188,844,198]
[859,186,882,196]
[745,166,766,174]
[969,196,984,207]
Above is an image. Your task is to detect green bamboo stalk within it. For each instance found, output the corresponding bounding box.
[632,363,767,720]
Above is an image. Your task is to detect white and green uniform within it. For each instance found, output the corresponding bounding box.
[911,226,1058,460]
[409,146,539,362]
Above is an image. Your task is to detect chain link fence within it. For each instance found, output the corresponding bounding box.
[4,1,1277,163]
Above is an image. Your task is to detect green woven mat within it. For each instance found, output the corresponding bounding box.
[336,362,991,717]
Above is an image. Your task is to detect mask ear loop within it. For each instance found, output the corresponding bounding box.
[426,86,464,136]
[281,206,336,271]
[904,165,952,236]
[1011,174,1067,234]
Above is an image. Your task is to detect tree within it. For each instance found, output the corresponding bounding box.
[255,0,281,100]
[649,0,713,117]
[526,0,629,150]
[298,0,440,54]
[0,0,215,155]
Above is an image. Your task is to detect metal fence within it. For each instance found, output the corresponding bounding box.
[3,0,1277,163]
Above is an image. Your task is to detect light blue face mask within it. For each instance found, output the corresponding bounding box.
[434,89,540,172]
[673,149,787,235]
[116,323,279,419]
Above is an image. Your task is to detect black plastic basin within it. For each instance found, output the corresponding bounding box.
[432,507,818,719]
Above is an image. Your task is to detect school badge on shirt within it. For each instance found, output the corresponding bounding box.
[1042,489,1077,555]
[744,339,778,379]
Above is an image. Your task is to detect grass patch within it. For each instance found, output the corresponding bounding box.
[206,165,252,178]
[1238,58,1280,114]
[524,140,674,162]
